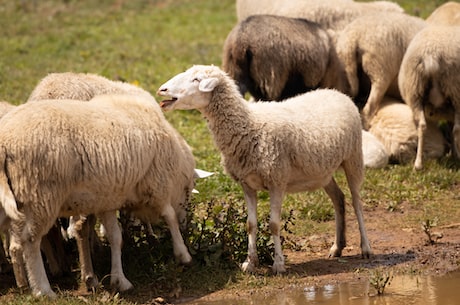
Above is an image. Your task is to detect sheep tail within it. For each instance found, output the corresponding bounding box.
[423,54,440,77]
[0,148,22,221]
[338,37,360,98]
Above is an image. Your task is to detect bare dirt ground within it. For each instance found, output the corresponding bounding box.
[184,193,460,303]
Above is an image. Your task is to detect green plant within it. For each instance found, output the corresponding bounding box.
[369,268,392,295]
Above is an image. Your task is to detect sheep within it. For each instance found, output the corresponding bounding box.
[334,12,426,126]
[236,0,404,30]
[222,14,348,101]
[26,72,197,292]
[27,72,155,103]
[362,130,389,168]
[398,25,460,170]
[426,1,460,26]
[157,65,372,274]
[0,94,196,297]
[368,97,446,164]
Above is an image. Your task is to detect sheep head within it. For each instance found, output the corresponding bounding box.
[157,65,221,111]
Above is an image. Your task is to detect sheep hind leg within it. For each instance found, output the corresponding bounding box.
[268,188,286,274]
[8,222,28,291]
[452,110,460,159]
[98,211,133,292]
[324,178,346,258]
[241,184,259,273]
[162,204,192,265]
[362,81,389,130]
[342,163,372,258]
[72,215,99,291]
[414,108,427,170]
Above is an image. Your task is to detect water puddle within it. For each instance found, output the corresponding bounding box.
[180,270,460,305]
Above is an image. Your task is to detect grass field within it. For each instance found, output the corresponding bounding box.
[0,0,459,304]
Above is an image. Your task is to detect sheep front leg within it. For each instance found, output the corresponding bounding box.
[98,211,133,292]
[269,189,286,273]
[241,184,259,272]
[8,222,28,291]
[162,204,192,264]
[324,178,346,258]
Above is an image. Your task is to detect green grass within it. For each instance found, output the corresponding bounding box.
[0,0,459,304]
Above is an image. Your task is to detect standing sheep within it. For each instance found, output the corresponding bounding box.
[222,14,348,101]
[26,72,197,292]
[398,25,460,170]
[236,0,404,30]
[0,94,196,297]
[157,65,372,273]
[426,1,460,26]
[334,12,426,126]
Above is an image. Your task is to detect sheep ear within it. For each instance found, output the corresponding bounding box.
[198,77,219,92]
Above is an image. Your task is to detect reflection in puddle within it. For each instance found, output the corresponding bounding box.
[181,270,460,305]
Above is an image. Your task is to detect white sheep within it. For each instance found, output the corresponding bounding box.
[426,1,460,26]
[368,97,446,164]
[362,130,389,168]
[334,12,426,126]
[222,14,348,101]
[157,65,372,274]
[236,0,404,30]
[26,72,200,292]
[398,25,460,170]
[0,94,196,297]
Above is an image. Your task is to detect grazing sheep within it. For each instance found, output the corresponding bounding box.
[426,1,460,26]
[27,72,154,103]
[222,14,348,101]
[398,25,460,170]
[0,94,196,297]
[236,0,404,30]
[27,72,197,292]
[362,130,389,168]
[334,12,426,126]
[157,65,372,274]
[368,97,446,164]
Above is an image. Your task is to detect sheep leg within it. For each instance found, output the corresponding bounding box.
[241,183,259,272]
[269,188,286,274]
[8,222,28,290]
[324,178,346,257]
[19,219,57,298]
[98,211,133,292]
[73,215,99,291]
[362,82,389,129]
[342,162,372,258]
[414,108,427,170]
[453,111,460,159]
[162,204,192,264]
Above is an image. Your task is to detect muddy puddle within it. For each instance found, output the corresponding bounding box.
[180,270,460,305]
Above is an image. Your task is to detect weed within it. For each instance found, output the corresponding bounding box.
[369,268,392,295]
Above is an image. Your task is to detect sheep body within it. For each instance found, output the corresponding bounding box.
[236,0,404,30]
[158,65,371,274]
[222,14,347,101]
[0,94,195,297]
[426,1,460,26]
[335,12,426,124]
[398,25,460,169]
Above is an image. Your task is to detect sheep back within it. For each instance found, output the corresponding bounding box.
[426,1,460,26]
[0,95,195,223]
[222,14,332,101]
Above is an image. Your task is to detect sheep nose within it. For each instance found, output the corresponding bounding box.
[157,87,167,95]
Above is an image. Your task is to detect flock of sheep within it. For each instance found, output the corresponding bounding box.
[0,0,459,300]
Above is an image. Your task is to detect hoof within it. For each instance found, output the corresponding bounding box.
[272,262,286,274]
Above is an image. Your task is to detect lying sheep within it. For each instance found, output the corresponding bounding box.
[426,1,460,26]
[222,14,348,101]
[236,0,404,30]
[368,97,446,164]
[362,130,389,168]
[0,94,196,297]
[334,12,426,126]
[398,25,460,170]
[157,65,372,274]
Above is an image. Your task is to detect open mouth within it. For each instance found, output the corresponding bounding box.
[159,97,177,109]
